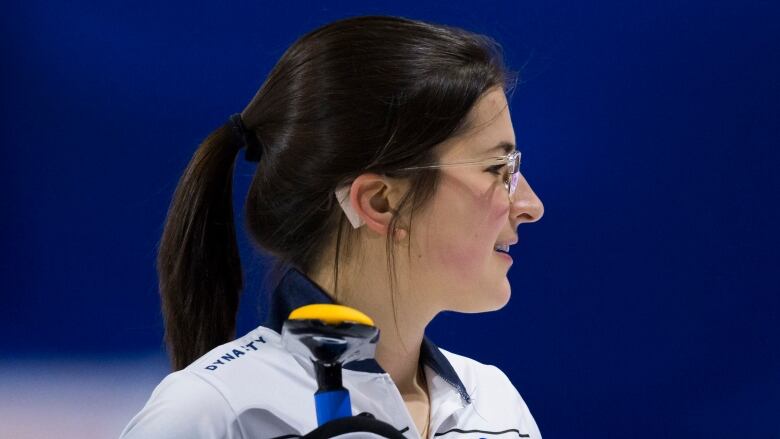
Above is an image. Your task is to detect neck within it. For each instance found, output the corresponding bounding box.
[308,251,435,393]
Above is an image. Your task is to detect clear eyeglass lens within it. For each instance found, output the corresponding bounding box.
[510,151,520,173]
[504,152,521,196]
[509,172,519,196]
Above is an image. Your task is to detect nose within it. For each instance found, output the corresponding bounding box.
[509,173,544,228]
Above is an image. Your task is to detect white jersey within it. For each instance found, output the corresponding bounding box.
[120,268,542,439]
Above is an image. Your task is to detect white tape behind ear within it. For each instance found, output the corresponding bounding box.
[335,186,365,229]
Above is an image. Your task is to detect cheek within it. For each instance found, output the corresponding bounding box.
[425,185,509,274]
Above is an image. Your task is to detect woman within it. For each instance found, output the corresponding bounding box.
[121,15,544,438]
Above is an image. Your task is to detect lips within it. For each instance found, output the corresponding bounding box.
[494,244,511,254]
[494,237,518,254]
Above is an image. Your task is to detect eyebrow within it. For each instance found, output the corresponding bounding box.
[488,141,516,154]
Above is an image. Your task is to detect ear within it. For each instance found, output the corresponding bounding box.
[348,173,402,236]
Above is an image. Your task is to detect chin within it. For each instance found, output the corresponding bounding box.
[485,275,512,309]
[485,287,512,311]
[456,279,512,313]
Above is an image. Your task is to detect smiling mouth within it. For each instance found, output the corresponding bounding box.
[494,244,510,254]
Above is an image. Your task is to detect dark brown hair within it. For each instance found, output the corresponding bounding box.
[158,15,515,370]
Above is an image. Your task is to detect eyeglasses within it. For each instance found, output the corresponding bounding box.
[334,150,521,229]
[395,150,521,197]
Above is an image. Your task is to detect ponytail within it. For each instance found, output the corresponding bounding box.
[157,122,244,370]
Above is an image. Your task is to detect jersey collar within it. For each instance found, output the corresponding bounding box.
[263,266,471,404]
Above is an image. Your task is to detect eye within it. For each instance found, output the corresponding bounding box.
[486,164,506,175]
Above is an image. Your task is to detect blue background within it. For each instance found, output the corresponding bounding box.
[2,0,778,437]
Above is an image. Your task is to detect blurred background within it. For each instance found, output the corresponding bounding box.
[2,0,778,437]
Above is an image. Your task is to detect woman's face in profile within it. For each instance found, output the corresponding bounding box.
[407,87,544,314]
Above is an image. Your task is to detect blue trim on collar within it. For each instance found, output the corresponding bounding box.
[263,267,471,403]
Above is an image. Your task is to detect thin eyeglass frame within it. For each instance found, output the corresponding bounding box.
[395,150,521,196]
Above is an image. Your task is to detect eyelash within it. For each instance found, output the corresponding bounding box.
[486,164,506,175]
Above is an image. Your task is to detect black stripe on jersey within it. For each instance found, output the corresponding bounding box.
[267,425,409,439]
[434,428,530,437]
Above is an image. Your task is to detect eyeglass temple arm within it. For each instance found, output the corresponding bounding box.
[398,156,511,172]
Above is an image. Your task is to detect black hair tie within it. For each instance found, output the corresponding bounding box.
[229,113,263,162]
